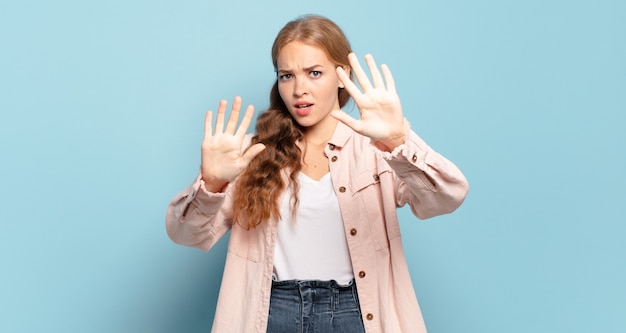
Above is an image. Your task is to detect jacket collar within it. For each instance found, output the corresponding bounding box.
[328,121,354,148]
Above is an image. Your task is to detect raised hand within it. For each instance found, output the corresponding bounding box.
[201,97,266,192]
[331,53,406,151]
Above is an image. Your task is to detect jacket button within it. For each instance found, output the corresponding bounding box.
[350,228,357,236]
[331,156,338,162]
[358,271,366,278]
[411,154,418,163]
[339,186,346,193]
[366,313,374,321]
[373,174,380,181]
[328,143,336,150]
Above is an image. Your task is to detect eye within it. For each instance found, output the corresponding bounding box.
[310,70,322,78]
[279,73,292,81]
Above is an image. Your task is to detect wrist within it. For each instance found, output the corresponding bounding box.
[200,176,228,193]
[372,134,405,152]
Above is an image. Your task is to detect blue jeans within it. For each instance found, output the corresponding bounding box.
[266,279,366,333]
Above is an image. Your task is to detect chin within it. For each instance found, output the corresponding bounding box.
[293,117,318,129]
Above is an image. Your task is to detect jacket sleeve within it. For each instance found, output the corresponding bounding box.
[165,174,234,251]
[377,123,470,219]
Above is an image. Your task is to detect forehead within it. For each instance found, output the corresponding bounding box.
[277,41,333,69]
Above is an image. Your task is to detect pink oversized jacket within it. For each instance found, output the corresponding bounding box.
[166,121,469,332]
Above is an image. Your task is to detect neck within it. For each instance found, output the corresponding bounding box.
[303,116,338,146]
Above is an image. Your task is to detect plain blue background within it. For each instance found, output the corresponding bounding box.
[1,0,624,332]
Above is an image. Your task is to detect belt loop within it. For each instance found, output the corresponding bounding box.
[351,279,361,313]
[297,281,305,332]
[333,284,340,313]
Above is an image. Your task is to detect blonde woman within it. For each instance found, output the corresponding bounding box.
[166,14,469,333]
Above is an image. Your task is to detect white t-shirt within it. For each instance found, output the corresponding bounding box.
[273,172,354,285]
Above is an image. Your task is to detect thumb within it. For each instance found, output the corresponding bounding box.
[330,110,361,132]
[242,143,266,164]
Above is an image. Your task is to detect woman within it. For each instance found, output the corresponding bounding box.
[166,14,469,333]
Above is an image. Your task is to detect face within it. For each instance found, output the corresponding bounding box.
[276,41,348,130]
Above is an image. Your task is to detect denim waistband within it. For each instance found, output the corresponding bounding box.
[271,278,355,289]
[270,278,360,314]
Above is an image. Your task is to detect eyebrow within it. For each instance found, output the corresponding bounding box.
[277,64,323,73]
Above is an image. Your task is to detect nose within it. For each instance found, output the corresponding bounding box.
[293,77,307,97]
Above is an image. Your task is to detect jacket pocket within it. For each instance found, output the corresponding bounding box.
[227,223,260,263]
[351,168,400,250]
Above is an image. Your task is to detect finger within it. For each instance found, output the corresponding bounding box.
[336,66,365,105]
[242,143,266,164]
[214,100,228,134]
[365,54,384,89]
[225,96,243,134]
[348,53,373,92]
[330,110,362,133]
[381,64,397,93]
[204,110,213,139]
[235,104,255,138]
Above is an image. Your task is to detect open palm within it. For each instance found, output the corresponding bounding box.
[201,97,265,191]
[332,53,406,149]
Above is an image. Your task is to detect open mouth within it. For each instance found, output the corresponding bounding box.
[294,103,313,116]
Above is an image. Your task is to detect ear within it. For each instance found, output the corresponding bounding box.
[338,66,351,89]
